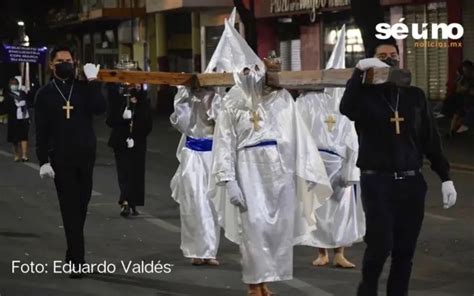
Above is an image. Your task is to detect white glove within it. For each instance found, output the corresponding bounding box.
[83,63,100,80]
[225,180,247,212]
[39,163,55,179]
[441,181,457,209]
[122,108,132,120]
[335,174,357,188]
[356,58,390,71]
[20,85,27,92]
[17,100,26,107]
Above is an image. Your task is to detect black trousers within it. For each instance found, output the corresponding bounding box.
[357,173,427,296]
[52,158,95,264]
[114,145,146,207]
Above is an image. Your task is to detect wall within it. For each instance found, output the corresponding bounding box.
[300,22,321,70]
[256,18,277,59]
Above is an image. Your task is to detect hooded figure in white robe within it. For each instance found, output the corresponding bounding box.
[210,19,332,295]
[296,25,366,268]
[169,8,238,266]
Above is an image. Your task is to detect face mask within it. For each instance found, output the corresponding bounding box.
[10,85,19,92]
[381,57,400,68]
[130,88,139,98]
[54,62,75,80]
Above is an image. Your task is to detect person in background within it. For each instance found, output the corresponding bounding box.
[442,60,474,134]
[106,83,152,217]
[0,88,7,124]
[0,77,31,161]
[456,87,474,133]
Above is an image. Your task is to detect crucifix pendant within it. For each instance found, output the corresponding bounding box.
[390,111,405,135]
[63,101,74,119]
[324,115,336,132]
[250,111,262,131]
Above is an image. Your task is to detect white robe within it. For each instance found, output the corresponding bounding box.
[296,91,365,248]
[211,88,332,284]
[170,86,220,259]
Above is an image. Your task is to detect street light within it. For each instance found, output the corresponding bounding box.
[17,21,25,26]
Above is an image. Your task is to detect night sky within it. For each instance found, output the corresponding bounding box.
[0,0,67,43]
[0,0,68,88]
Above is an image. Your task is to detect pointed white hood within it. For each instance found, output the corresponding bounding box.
[205,19,265,75]
[326,24,346,71]
[325,25,346,111]
[228,7,237,28]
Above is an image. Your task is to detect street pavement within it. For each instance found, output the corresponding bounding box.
[0,115,473,296]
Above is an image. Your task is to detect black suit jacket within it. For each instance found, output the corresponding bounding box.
[106,85,152,150]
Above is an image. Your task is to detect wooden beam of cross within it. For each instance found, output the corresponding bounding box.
[97,70,195,86]
[97,67,395,89]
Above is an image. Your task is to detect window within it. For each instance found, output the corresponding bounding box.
[323,21,364,68]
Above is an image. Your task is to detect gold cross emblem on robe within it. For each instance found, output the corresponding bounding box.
[390,111,405,135]
[250,111,262,131]
[324,115,336,132]
[62,101,74,119]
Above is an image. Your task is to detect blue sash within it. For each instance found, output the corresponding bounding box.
[185,136,213,152]
[244,140,277,149]
[318,148,343,159]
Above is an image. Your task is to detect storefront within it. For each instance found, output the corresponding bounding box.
[253,0,359,70]
[200,9,243,72]
[145,0,234,113]
[48,0,147,70]
[253,0,464,100]
[145,0,235,73]
[404,2,449,100]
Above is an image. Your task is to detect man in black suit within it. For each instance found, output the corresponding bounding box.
[35,45,106,278]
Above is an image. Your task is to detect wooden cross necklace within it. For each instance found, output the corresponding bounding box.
[53,80,74,119]
[250,110,262,131]
[383,88,404,135]
[324,115,336,132]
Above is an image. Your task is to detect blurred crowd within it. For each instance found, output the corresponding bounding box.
[442,60,474,135]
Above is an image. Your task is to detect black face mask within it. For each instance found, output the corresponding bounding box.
[130,88,142,98]
[381,57,400,68]
[54,62,75,80]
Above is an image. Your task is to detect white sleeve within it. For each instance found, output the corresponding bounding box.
[169,86,192,134]
[341,121,360,182]
[211,109,237,185]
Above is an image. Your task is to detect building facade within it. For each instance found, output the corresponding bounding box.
[47,0,236,112]
[250,0,467,101]
[47,0,469,102]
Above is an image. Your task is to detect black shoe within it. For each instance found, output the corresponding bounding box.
[68,262,85,279]
[21,157,29,162]
[131,206,139,216]
[120,204,130,217]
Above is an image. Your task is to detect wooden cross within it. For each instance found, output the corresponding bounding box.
[390,111,405,135]
[250,111,262,130]
[324,115,337,132]
[62,101,74,119]
[96,67,394,89]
